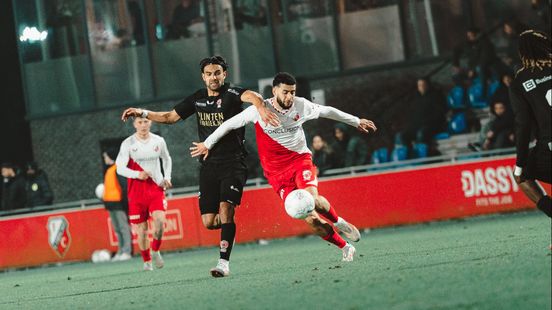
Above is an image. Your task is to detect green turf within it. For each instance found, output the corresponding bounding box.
[1,211,550,310]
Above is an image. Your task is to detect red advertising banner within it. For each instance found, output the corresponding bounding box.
[1,156,549,270]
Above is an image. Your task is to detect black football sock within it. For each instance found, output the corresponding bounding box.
[220,223,236,261]
[536,196,552,217]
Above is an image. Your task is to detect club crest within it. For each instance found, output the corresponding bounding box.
[47,216,72,258]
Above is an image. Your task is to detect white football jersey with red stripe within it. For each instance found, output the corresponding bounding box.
[116,133,172,187]
[204,97,360,177]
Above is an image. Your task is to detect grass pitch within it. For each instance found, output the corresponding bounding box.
[1,211,550,310]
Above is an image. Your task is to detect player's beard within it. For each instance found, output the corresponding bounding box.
[277,97,292,110]
[207,80,222,91]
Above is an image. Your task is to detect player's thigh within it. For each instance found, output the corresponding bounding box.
[199,164,221,215]
[219,161,248,206]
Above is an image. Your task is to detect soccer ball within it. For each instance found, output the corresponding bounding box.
[284,189,315,219]
[95,183,104,200]
[91,249,111,263]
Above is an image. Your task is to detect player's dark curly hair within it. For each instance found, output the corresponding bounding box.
[518,30,552,71]
[272,72,296,87]
[199,55,228,72]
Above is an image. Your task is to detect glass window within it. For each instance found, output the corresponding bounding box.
[86,0,154,106]
[147,0,209,98]
[338,0,406,69]
[272,0,339,76]
[14,0,94,116]
[205,0,276,86]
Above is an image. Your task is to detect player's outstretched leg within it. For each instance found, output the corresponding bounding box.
[305,187,361,242]
[211,202,235,277]
[304,212,356,262]
[151,211,166,269]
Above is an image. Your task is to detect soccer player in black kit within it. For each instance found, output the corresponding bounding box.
[509,30,551,219]
[121,56,279,277]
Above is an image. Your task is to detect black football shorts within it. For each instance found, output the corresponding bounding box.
[198,159,248,215]
[523,144,551,184]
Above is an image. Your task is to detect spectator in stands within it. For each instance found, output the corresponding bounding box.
[489,73,514,110]
[101,149,132,261]
[481,101,515,150]
[25,162,54,207]
[502,19,526,71]
[233,0,268,30]
[452,27,508,97]
[331,123,368,168]
[530,0,551,34]
[311,135,337,176]
[167,0,203,39]
[402,78,448,157]
[1,163,26,211]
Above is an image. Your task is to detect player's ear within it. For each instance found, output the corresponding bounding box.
[272,86,277,97]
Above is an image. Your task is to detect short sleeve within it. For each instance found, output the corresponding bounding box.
[173,93,197,120]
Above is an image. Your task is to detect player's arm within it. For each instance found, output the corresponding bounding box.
[121,108,181,124]
[115,142,150,180]
[509,87,532,181]
[241,90,280,127]
[318,105,377,134]
[159,138,173,189]
[190,106,258,159]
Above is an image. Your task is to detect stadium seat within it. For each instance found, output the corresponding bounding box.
[434,132,450,140]
[448,112,467,134]
[412,143,428,159]
[447,86,466,109]
[468,82,488,108]
[391,145,408,162]
[371,147,389,164]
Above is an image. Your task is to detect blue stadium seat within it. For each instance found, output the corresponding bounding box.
[371,147,389,164]
[434,132,450,140]
[468,82,488,108]
[447,86,465,109]
[412,143,428,159]
[448,112,467,134]
[391,145,408,162]
[487,80,500,100]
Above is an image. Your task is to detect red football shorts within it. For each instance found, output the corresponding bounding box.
[127,179,167,224]
[267,157,318,201]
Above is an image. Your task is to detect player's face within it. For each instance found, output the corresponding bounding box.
[133,117,152,135]
[202,64,226,92]
[273,83,296,109]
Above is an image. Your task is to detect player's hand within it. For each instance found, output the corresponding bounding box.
[162,179,173,189]
[357,119,377,134]
[121,107,143,122]
[513,175,525,184]
[257,106,280,127]
[137,171,150,180]
[190,142,209,160]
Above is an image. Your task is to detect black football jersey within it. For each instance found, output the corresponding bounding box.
[509,67,552,167]
[174,84,247,163]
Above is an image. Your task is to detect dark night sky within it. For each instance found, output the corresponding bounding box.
[0,1,33,167]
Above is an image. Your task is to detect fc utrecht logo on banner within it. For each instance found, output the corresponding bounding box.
[47,216,72,257]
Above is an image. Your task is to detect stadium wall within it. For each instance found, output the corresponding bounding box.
[29,60,444,203]
[1,155,549,270]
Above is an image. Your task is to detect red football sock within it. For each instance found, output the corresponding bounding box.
[141,249,151,262]
[322,230,346,248]
[151,238,162,252]
[319,206,339,223]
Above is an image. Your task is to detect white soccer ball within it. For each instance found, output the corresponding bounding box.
[284,189,315,219]
[91,249,111,263]
[95,183,104,200]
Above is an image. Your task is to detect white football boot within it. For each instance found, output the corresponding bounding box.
[335,217,361,242]
[143,261,153,271]
[210,259,230,277]
[152,251,164,269]
[118,252,132,261]
[342,243,356,262]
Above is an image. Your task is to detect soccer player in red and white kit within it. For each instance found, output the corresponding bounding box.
[191,72,377,261]
[116,116,173,271]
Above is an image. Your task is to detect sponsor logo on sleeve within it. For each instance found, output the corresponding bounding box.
[228,88,240,96]
[522,79,536,92]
